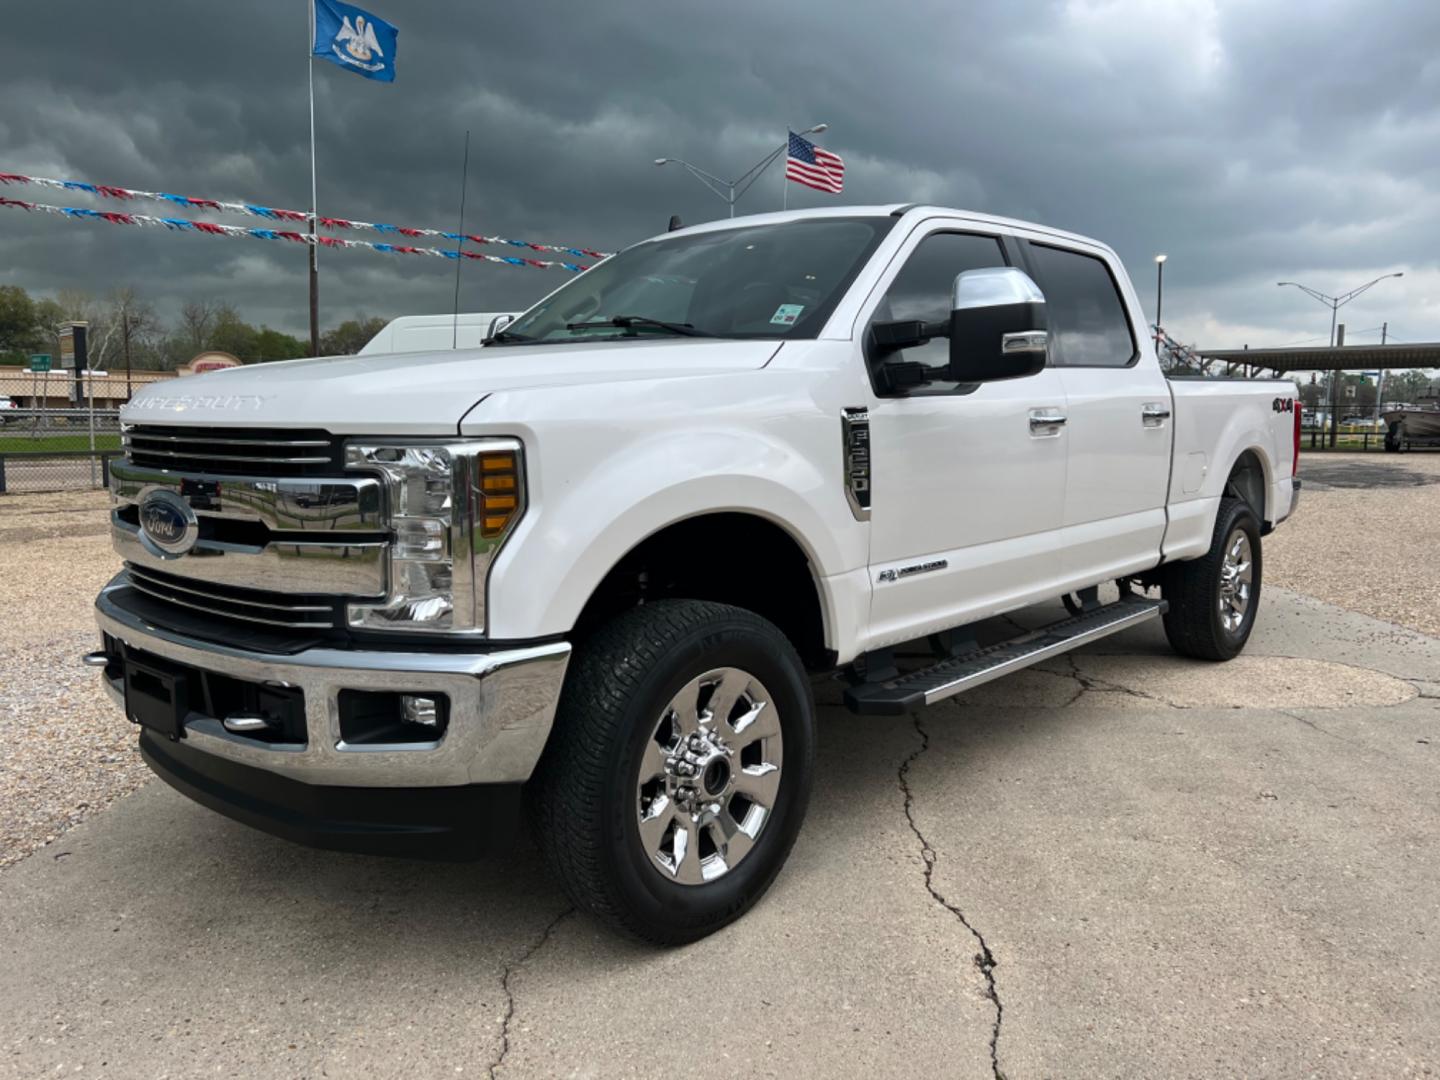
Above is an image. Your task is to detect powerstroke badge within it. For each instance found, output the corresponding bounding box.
[877,559,948,584]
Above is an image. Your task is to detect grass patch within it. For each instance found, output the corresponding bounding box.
[0,433,122,453]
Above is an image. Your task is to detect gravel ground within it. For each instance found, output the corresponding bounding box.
[1269,451,1440,638]
[0,452,1436,868]
[0,491,140,868]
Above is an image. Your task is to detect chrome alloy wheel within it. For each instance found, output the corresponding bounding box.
[635,667,783,885]
[1217,528,1254,633]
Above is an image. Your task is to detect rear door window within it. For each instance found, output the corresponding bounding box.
[1025,243,1137,368]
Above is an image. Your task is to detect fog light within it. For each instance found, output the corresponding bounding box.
[402,694,440,728]
[338,690,448,745]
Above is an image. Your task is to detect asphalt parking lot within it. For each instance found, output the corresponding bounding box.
[2,454,1438,1078]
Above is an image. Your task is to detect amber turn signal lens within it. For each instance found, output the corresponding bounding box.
[477,452,521,538]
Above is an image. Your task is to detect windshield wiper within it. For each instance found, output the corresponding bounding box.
[564,315,713,337]
[484,328,532,344]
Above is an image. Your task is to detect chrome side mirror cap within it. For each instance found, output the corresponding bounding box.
[947,267,1048,382]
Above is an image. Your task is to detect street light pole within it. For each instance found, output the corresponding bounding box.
[1277,272,1404,448]
[655,124,828,220]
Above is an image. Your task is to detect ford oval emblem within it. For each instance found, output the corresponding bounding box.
[138,489,199,558]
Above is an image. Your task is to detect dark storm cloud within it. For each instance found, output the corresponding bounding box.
[1,0,1438,347]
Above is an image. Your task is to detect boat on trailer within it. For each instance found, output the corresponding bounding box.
[1383,398,1440,451]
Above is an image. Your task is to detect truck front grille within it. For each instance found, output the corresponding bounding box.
[122,425,343,477]
[124,565,342,631]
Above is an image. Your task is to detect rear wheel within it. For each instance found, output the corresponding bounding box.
[1161,496,1262,661]
[529,599,814,945]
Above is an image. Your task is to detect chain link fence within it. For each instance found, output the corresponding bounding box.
[1299,402,1439,452]
[0,371,125,493]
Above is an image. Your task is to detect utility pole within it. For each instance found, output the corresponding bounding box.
[1277,274,1403,452]
[121,309,133,403]
[1375,322,1389,431]
[1330,323,1345,448]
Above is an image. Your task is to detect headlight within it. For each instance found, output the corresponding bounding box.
[344,439,525,633]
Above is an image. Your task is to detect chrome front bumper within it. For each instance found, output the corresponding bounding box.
[94,575,570,788]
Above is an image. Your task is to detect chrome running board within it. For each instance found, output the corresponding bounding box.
[843,598,1167,716]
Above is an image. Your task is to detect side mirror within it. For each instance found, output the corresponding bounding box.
[948,267,1048,382]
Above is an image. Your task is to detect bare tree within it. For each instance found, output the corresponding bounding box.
[55,288,97,323]
[179,299,219,352]
[104,288,160,400]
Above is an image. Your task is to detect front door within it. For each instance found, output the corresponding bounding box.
[862,226,1070,650]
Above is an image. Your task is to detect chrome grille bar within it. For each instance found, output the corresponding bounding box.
[120,446,333,465]
[122,425,344,477]
[124,432,331,448]
[125,566,339,630]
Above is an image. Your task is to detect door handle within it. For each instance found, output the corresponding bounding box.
[1142,403,1171,427]
[1029,410,1067,433]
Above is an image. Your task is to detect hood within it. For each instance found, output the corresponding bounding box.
[120,339,781,434]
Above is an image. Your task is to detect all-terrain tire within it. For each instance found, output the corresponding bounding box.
[1161,496,1262,661]
[528,600,815,945]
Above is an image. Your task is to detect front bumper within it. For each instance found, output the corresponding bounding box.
[93,573,571,790]
[136,729,523,859]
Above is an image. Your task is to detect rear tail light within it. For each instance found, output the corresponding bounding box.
[1292,399,1302,476]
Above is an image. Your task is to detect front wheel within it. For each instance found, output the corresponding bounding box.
[1161,496,1262,661]
[529,600,815,945]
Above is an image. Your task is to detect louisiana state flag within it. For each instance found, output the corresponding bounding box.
[312,0,398,83]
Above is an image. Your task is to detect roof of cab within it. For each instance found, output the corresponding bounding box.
[642,204,1113,258]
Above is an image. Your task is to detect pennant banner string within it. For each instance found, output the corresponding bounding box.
[0,171,612,259]
[0,195,590,272]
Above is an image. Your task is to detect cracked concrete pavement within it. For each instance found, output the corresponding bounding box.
[3,587,1437,1078]
[4,456,1440,1077]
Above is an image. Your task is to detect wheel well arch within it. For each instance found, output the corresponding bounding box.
[572,511,830,669]
[1225,448,1269,523]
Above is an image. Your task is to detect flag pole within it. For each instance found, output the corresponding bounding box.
[451,129,471,350]
[307,0,320,356]
[782,132,788,211]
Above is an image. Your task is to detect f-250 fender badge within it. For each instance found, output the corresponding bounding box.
[1273,397,1294,413]
[841,407,871,522]
[877,559,948,584]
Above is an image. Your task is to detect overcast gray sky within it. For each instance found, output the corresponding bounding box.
[1,0,1437,350]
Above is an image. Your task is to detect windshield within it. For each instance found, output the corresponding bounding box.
[494,216,894,344]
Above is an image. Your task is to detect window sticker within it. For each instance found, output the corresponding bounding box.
[770,303,806,326]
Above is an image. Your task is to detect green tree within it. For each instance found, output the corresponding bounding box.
[320,315,387,356]
[30,298,67,358]
[0,285,37,361]
[1386,369,1436,404]
[209,304,258,360]
[254,327,307,362]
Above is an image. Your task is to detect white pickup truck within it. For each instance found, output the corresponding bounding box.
[91,205,1300,943]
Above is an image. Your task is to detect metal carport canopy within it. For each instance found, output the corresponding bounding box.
[1195,343,1440,372]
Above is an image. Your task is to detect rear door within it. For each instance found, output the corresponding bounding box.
[1021,240,1172,585]
[863,225,1070,645]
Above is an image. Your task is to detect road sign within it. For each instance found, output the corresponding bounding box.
[28,354,51,373]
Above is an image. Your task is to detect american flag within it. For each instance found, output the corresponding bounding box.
[785,131,845,194]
